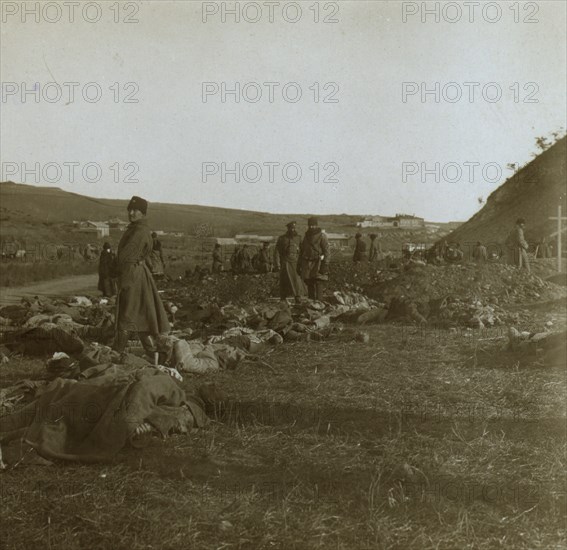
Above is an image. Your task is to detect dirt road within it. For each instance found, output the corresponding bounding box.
[0,274,98,305]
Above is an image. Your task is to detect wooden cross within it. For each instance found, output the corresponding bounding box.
[549,205,567,272]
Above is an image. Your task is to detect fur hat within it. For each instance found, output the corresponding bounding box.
[127,196,148,215]
[307,217,318,226]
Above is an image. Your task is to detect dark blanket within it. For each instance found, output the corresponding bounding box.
[0,367,207,462]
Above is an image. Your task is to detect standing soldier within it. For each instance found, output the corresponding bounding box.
[438,240,448,262]
[272,242,280,272]
[240,245,253,273]
[505,218,530,272]
[537,236,551,258]
[472,241,488,264]
[97,242,117,297]
[149,231,165,278]
[368,234,380,262]
[257,241,272,273]
[230,245,241,273]
[113,196,170,364]
[212,243,223,273]
[276,221,306,300]
[298,217,330,301]
[353,233,368,262]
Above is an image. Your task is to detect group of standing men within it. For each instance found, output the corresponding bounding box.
[352,233,382,263]
[276,217,330,301]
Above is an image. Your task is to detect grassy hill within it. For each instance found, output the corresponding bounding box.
[0,181,366,237]
[444,136,566,247]
[0,181,458,244]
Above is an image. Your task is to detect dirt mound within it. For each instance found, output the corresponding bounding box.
[444,136,566,247]
[372,263,567,306]
[162,272,279,305]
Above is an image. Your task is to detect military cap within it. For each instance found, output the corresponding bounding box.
[127,195,148,215]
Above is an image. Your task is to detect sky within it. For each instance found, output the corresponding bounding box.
[1,0,566,221]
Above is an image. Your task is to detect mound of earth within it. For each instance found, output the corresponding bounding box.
[371,263,567,307]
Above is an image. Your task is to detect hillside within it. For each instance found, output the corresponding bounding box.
[445,136,566,246]
[0,181,363,236]
[0,181,457,244]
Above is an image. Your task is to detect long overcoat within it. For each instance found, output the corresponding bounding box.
[98,250,117,297]
[505,226,530,269]
[298,229,330,281]
[116,219,169,334]
[353,239,368,262]
[276,232,306,297]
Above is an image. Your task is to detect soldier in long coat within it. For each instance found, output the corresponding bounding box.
[97,242,117,297]
[298,217,330,301]
[257,242,272,273]
[212,244,223,273]
[113,196,170,363]
[272,243,280,272]
[230,246,241,273]
[353,233,368,262]
[148,232,165,278]
[368,234,381,262]
[472,241,488,264]
[240,245,253,273]
[505,218,530,272]
[276,221,306,300]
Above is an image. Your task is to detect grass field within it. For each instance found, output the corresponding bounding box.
[0,303,565,549]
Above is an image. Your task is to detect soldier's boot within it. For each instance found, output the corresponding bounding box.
[315,281,325,301]
[140,333,159,366]
[113,329,130,364]
[307,281,316,300]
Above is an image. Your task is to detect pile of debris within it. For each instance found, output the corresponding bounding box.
[371,262,566,306]
[163,272,279,305]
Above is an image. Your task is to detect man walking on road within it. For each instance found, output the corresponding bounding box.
[298,217,330,301]
[113,196,170,364]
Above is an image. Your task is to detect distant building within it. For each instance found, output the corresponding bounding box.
[108,218,129,230]
[325,232,350,248]
[357,214,425,228]
[235,234,276,244]
[395,214,425,228]
[215,238,238,246]
[72,221,110,238]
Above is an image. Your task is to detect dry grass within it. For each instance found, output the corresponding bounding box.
[0,314,565,549]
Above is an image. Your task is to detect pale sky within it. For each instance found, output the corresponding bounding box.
[1,0,565,221]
